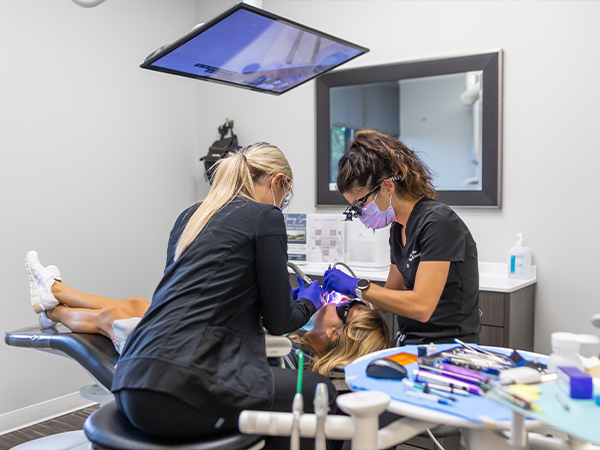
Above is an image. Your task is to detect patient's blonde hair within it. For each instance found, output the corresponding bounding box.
[294,309,390,376]
[175,142,293,260]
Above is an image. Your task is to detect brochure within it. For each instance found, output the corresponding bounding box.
[285,213,307,262]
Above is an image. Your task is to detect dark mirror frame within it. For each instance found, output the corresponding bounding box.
[315,50,502,208]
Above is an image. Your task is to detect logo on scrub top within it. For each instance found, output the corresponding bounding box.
[408,250,421,262]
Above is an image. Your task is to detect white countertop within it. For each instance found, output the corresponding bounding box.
[288,261,537,293]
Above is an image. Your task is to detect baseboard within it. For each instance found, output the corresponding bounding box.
[0,392,96,435]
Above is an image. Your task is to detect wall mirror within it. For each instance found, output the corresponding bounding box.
[316,50,502,208]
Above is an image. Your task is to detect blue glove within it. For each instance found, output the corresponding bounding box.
[291,286,300,300]
[296,277,325,311]
[323,269,359,297]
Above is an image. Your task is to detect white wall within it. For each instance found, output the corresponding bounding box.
[3,0,600,430]
[0,0,198,420]
[195,0,600,355]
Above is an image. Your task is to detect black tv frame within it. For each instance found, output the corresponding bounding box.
[141,2,369,95]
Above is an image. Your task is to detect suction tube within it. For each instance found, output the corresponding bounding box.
[331,262,357,278]
[287,261,312,286]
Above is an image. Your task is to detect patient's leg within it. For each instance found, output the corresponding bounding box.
[51,282,150,317]
[47,304,133,341]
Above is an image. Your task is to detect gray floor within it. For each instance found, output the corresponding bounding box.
[0,405,98,450]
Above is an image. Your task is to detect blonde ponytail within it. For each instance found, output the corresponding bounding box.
[175,142,293,260]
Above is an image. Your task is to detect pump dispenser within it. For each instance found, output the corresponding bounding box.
[508,233,532,279]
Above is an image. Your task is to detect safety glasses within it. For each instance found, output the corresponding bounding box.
[342,184,381,221]
[336,300,366,323]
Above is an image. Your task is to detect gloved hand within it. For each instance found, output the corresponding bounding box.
[296,277,325,311]
[323,269,359,297]
[291,286,300,300]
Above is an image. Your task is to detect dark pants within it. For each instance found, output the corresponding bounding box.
[115,368,338,447]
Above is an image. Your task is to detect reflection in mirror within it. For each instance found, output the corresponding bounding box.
[316,51,502,208]
[329,71,484,192]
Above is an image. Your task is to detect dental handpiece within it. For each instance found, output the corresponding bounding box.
[287,261,312,286]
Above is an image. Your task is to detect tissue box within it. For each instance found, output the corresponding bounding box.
[557,366,593,399]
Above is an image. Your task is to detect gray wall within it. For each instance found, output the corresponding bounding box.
[331,83,400,136]
[400,74,476,189]
[0,0,199,418]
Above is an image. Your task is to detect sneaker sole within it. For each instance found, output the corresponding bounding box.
[38,312,57,329]
[25,256,44,314]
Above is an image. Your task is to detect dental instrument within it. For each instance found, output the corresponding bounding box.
[413,369,478,395]
[287,261,312,286]
[313,383,329,450]
[290,349,304,450]
[402,378,457,401]
[405,389,451,406]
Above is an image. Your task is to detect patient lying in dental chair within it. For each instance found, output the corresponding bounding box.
[25,250,389,375]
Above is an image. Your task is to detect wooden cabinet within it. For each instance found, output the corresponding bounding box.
[479,284,536,351]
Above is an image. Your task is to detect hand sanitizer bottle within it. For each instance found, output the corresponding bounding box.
[508,233,532,279]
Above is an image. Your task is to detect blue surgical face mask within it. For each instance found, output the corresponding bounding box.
[358,192,395,229]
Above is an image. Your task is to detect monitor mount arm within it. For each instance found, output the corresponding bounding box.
[71,0,107,7]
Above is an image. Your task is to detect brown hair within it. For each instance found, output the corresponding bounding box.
[336,130,435,199]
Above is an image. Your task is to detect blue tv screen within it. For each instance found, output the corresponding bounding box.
[141,3,369,95]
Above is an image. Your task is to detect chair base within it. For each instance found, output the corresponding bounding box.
[84,401,265,450]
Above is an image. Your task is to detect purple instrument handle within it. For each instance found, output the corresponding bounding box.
[437,362,488,382]
[413,369,481,395]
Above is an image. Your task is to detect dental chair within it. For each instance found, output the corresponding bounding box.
[4,323,291,450]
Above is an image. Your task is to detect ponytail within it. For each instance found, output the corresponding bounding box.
[337,130,435,199]
[175,142,293,260]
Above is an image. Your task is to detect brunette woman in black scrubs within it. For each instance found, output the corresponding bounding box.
[324,130,481,346]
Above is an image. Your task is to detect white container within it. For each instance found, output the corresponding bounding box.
[508,233,532,279]
[344,220,391,270]
[547,332,584,373]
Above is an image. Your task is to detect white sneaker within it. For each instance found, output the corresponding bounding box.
[38,311,58,329]
[37,265,62,328]
[112,317,142,354]
[46,265,62,282]
[25,251,60,314]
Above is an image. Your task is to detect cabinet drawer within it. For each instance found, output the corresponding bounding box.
[480,325,505,347]
[479,291,505,327]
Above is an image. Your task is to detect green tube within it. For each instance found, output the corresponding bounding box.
[296,349,304,394]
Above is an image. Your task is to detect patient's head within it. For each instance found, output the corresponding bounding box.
[303,299,390,376]
[308,298,368,348]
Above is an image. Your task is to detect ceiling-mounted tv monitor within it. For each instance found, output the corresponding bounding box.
[141,3,369,95]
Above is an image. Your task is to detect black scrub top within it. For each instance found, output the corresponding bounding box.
[390,198,480,345]
[112,198,315,422]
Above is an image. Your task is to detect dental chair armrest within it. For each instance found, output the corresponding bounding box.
[5,324,119,390]
[264,333,293,357]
